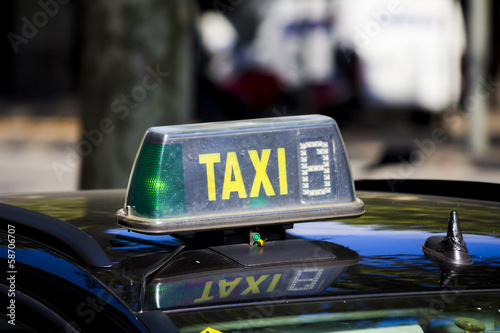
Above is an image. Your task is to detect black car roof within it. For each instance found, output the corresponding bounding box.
[1,180,500,312]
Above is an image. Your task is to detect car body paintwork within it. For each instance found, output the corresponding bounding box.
[1,180,499,331]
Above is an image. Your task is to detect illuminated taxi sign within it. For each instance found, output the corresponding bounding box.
[117,115,364,234]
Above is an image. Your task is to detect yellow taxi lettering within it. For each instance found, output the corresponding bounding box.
[240,275,269,295]
[200,149,288,201]
[249,149,275,197]
[199,153,221,201]
[277,148,288,195]
[266,273,282,292]
[219,278,242,298]
[194,281,215,303]
[222,152,247,200]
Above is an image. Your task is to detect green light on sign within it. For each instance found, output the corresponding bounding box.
[126,142,186,219]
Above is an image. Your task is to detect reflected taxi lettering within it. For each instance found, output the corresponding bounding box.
[199,148,288,201]
[145,266,340,308]
[194,274,282,303]
[193,269,325,304]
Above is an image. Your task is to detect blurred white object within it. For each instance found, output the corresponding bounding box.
[335,0,466,112]
[202,0,466,112]
[199,11,237,55]
[198,11,238,81]
[253,0,339,88]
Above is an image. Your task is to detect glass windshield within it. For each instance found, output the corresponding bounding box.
[168,291,499,333]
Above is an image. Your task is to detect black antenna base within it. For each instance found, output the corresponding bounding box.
[422,210,472,266]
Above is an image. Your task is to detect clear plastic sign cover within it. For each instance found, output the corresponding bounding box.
[117,115,364,234]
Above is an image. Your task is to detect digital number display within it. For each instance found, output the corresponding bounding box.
[117,115,364,234]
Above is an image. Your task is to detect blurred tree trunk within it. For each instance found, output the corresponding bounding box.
[466,0,490,159]
[79,0,196,189]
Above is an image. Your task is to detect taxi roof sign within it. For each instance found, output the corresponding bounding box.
[117,115,364,234]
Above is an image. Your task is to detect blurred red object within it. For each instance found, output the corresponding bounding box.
[225,69,286,111]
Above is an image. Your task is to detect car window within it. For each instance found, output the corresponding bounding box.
[168,291,498,333]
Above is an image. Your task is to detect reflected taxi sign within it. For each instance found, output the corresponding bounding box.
[145,262,349,309]
[117,115,364,234]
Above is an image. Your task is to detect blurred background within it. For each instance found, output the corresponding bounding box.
[0,0,499,194]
